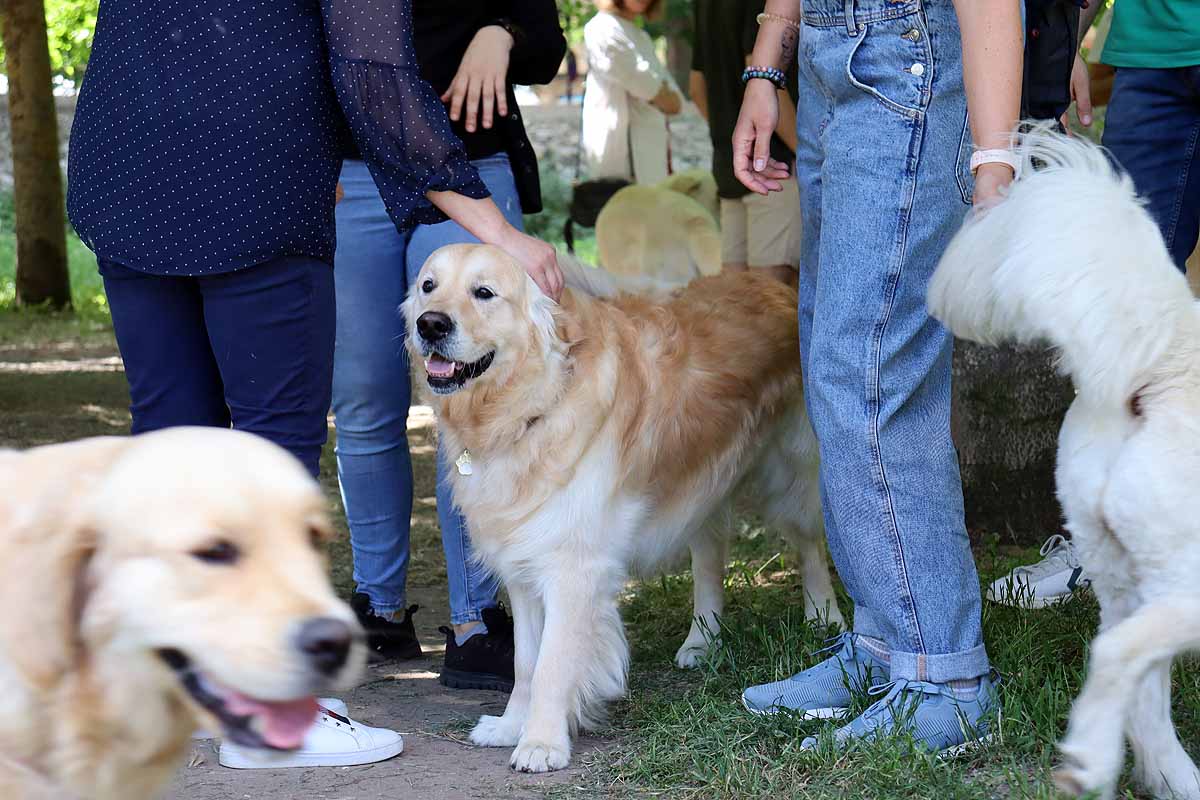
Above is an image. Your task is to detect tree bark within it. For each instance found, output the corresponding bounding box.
[0,0,70,309]
[952,341,1074,547]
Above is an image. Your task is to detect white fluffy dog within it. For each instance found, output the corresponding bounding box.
[929,127,1200,800]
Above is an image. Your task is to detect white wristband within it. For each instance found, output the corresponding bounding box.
[970,149,1018,175]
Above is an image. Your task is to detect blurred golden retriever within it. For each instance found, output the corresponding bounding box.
[405,244,840,772]
[0,428,365,800]
[594,169,722,282]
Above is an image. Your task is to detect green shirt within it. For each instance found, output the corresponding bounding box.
[1102,0,1200,68]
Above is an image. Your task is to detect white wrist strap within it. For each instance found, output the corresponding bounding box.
[970,149,1018,175]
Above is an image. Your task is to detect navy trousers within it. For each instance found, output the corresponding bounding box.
[99,256,335,477]
[1103,66,1200,273]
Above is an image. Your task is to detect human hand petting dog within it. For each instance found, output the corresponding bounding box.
[442,25,514,133]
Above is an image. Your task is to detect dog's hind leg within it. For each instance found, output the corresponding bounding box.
[509,566,628,773]
[471,582,543,748]
[1056,597,1200,799]
[1127,660,1200,799]
[675,526,727,668]
[770,475,844,629]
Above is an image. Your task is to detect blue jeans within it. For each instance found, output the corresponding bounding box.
[332,154,521,622]
[794,0,988,682]
[1103,66,1200,273]
[100,256,334,478]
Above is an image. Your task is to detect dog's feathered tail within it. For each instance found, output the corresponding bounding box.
[557,250,683,300]
[928,125,1196,409]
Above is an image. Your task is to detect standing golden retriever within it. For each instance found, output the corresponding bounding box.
[404,244,840,772]
[0,428,365,800]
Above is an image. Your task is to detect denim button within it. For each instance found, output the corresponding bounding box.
[910,62,925,77]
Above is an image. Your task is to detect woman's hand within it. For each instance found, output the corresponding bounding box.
[973,162,1014,209]
[494,225,564,301]
[1061,53,1094,132]
[441,25,515,133]
[733,79,792,195]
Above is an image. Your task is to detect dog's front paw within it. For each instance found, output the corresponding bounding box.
[674,641,710,669]
[509,737,571,773]
[470,714,523,747]
[1054,738,1119,800]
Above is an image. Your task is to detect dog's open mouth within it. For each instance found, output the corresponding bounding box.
[158,648,317,751]
[423,351,495,393]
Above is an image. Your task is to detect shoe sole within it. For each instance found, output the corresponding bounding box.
[740,694,848,721]
[440,669,514,693]
[218,737,404,769]
[937,733,994,759]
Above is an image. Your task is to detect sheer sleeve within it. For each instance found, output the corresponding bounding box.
[320,0,489,230]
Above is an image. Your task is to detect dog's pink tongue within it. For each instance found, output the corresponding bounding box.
[425,354,456,378]
[226,693,319,750]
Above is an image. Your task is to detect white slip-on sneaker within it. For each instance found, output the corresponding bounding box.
[218,705,402,769]
[986,535,1089,608]
[194,698,347,740]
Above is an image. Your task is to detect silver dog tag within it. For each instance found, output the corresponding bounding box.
[455,449,473,476]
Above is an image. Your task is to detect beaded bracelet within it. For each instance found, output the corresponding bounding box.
[742,66,787,91]
[756,12,801,31]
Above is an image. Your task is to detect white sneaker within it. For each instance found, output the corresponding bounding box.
[986,534,1090,608]
[194,698,347,740]
[218,706,403,769]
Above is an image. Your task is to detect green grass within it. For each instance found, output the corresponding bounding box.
[575,526,1200,799]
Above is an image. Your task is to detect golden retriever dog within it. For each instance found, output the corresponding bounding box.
[594,169,722,282]
[929,128,1200,800]
[404,244,842,772]
[0,428,365,800]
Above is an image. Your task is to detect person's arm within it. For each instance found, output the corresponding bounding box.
[690,70,709,120]
[1064,2,1104,130]
[952,0,1023,206]
[732,0,801,194]
[427,191,562,299]
[588,13,681,115]
[318,0,562,298]
[497,0,568,86]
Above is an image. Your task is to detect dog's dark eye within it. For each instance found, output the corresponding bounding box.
[474,286,495,300]
[191,539,240,565]
[422,278,435,294]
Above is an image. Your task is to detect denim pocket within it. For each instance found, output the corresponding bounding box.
[953,111,974,205]
[844,11,933,119]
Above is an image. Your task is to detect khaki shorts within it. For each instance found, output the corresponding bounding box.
[719,178,801,269]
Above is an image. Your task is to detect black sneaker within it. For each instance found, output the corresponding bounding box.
[350,593,422,663]
[438,606,515,692]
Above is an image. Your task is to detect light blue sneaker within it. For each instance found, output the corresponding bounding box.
[740,633,890,719]
[800,673,999,756]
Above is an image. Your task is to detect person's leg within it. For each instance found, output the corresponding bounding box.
[198,255,333,479]
[719,197,749,272]
[329,158,417,626]
[99,259,231,432]
[408,153,520,631]
[745,177,802,286]
[1103,66,1200,272]
[793,0,992,752]
[407,152,517,692]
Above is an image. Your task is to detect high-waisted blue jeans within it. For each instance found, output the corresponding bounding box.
[332,154,521,622]
[794,0,989,682]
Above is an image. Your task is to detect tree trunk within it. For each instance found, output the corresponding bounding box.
[0,0,70,309]
[952,341,1074,547]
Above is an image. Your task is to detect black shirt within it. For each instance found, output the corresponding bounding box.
[692,0,799,199]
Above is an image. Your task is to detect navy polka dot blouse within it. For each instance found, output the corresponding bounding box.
[66,0,490,276]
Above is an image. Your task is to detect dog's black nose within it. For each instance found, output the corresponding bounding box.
[296,618,353,676]
[417,311,454,342]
